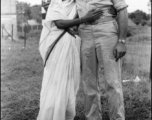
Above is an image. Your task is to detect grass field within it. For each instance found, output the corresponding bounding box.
[123,26,151,76]
[1,29,151,120]
[1,31,43,120]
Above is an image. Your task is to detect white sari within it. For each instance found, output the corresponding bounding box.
[37,0,81,120]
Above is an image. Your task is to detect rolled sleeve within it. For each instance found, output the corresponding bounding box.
[112,0,128,11]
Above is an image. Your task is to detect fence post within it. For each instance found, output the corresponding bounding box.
[2,26,3,38]
[150,55,151,80]
[24,25,27,48]
[12,24,14,42]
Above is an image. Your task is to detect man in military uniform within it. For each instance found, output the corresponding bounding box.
[76,0,128,120]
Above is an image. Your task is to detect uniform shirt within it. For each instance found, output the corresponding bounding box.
[76,0,128,17]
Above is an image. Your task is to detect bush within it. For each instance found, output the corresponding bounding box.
[127,34,151,42]
[146,20,151,26]
[141,20,148,26]
[141,20,151,26]
[127,30,132,37]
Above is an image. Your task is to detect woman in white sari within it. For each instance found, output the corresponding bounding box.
[37,0,102,120]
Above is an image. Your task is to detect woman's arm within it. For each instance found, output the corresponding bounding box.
[55,19,84,29]
[54,9,103,29]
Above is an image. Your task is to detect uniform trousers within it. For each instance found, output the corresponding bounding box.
[78,20,125,120]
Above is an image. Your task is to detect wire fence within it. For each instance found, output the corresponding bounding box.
[121,25,151,78]
[122,39,151,77]
[1,24,15,42]
[17,25,42,32]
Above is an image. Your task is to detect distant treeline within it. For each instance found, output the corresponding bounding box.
[16,1,151,27]
[129,10,151,26]
[16,1,41,25]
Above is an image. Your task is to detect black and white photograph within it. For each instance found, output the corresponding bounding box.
[1,0,151,120]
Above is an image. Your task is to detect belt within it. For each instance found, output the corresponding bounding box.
[44,28,77,67]
[85,16,115,25]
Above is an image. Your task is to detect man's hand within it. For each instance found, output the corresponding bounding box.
[113,42,126,62]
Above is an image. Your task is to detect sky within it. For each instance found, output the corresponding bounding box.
[17,0,151,13]
[126,0,150,13]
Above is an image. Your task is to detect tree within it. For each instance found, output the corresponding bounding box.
[129,10,150,25]
[24,7,32,20]
[16,1,42,25]
[30,5,42,23]
[16,1,31,25]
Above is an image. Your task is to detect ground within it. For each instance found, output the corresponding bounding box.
[1,31,42,120]
[1,28,151,120]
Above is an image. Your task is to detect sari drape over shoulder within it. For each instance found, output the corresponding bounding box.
[37,0,81,120]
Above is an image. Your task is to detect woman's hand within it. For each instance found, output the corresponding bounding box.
[54,9,103,29]
[82,9,103,23]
